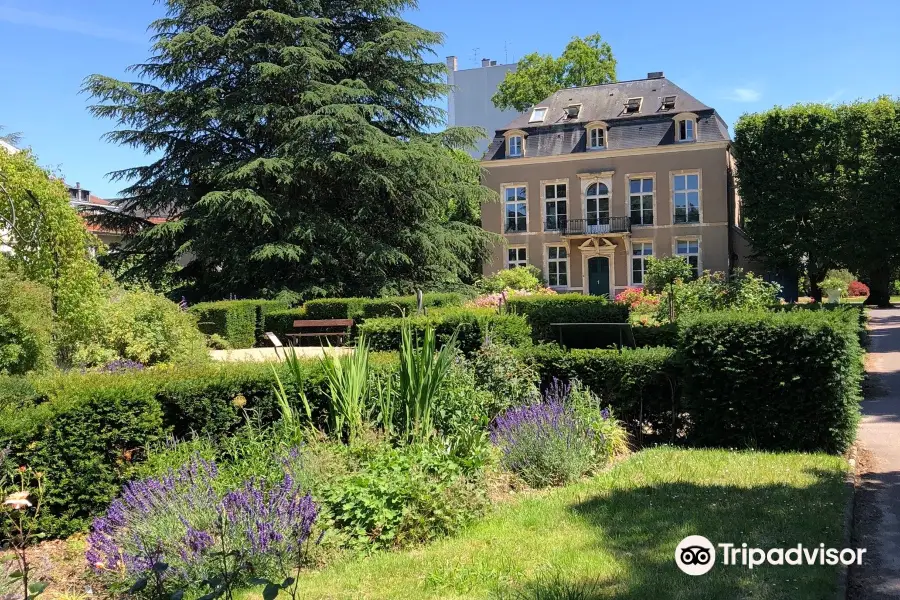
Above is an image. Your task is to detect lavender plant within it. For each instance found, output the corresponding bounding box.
[490,398,594,488]
[86,453,319,595]
[98,358,145,373]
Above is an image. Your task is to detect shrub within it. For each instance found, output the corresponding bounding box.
[521,344,680,438]
[490,398,594,488]
[190,299,289,348]
[632,323,679,348]
[0,270,53,374]
[263,307,307,338]
[848,280,870,297]
[320,443,486,550]
[680,310,862,453]
[303,293,463,321]
[471,342,540,408]
[477,266,543,294]
[87,453,319,593]
[0,358,399,537]
[76,289,209,366]
[506,294,629,342]
[359,308,531,354]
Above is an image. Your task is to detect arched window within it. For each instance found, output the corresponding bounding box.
[675,113,698,142]
[585,182,610,227]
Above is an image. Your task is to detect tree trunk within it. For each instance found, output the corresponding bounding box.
[865,263,893,307]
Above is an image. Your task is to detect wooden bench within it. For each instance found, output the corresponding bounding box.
[285,319,354,346]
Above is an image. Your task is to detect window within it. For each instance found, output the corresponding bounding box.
[673,173,700,223]
[588,127,605,149]
[529,107,547,123]
[547,246,568,287]
[661,95,677,110]
[504,185,527,232]
[508,135,523,157]
[676,114,697,142]
[585,182,610,226]
[631,242,653,285]
[629,177,654,225]
[625,97,643,114]
[544,182,567,231]
[507,247,527,269]
[675,238,700,278]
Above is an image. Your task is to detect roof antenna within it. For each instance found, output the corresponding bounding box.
[471,47,480,67]
[504,41,509,64]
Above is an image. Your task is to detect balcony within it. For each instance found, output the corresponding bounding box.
[547,217,632,237]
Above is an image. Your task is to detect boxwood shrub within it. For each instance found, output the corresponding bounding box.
[521,344,680,438]
[359,308,531,354]
[680,310,862,453]
[189,299,290,348]
[304,293,464,321]
[0,356,397,538]
[263,308,307,338]
[506,294,629,342]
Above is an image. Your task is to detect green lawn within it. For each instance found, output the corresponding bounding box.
[243,448,849,600]
[841,296,900,304]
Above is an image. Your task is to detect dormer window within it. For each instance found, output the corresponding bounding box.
[585,121,608,150]
[529,107,547,123]
[563,104,581,119]
[675,113,698,142]
[661,95,677,110]
[504,129,526,157]
[624,97,643,114]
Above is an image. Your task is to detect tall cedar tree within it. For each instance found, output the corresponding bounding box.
[85,0,496,300]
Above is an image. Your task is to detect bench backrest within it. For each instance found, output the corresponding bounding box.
[293,319,354,328]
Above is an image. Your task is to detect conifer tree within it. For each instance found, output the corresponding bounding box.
[86,0,496,299]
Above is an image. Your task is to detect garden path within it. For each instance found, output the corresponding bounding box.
[850,308,900,599]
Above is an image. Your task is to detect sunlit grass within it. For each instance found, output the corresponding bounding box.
[237,447,849,600]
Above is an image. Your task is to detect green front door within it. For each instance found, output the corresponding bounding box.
[587,257,610,297]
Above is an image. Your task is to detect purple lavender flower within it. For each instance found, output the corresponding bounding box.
[600,408,611,420]
[86,452,319,588]
[490,398,593,488]
[99,358,145,373]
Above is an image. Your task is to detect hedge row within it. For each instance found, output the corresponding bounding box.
[523,309,862,454]
[189,299,289,348]
[359,308,531,354]
[304,293,464,320]
[0,357,396,537]
[680,310,862,454]
[506,295,629,341]
[522,344,679,436]
[263,308,307,337]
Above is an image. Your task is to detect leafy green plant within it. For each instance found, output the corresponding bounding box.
[1,455,48,600]
[75,288,209,367]
[477,266,543,294]
[0,266,53,375]
[471,341,540,407]
[644,256,695,322]
[505,294,628,341]
[398,325,458,443]
[320,337,370,444]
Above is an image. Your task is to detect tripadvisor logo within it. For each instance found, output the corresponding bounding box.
[675,536,866,575]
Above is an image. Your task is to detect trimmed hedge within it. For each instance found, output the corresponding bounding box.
[263,308,307,338]
[771,303,868,346]
[506,295,629,341]
[680,310,862,453]
[190,299,290,348]
[632,323,680,348]
[359,308,531,354]
[304,293,464,321]
[521,344,680,436]
[0,357,396,537]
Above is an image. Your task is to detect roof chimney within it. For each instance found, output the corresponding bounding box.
[446,56,457,72]
[647,71,664,79]
[481,58,492,68]
[490,60,497,66]
[76,182,81,189]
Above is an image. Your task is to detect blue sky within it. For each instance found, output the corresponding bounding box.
[1,0,898,198]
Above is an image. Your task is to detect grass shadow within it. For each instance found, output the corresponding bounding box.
[507,467,849,600]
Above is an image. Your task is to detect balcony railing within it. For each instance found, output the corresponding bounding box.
[547,216,632,236]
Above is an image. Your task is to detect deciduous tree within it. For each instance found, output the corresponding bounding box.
[492,34,617,112]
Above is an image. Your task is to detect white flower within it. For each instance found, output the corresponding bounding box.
[3,491,32,509]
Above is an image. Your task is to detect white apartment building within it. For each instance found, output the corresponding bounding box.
[446,56,520,158]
